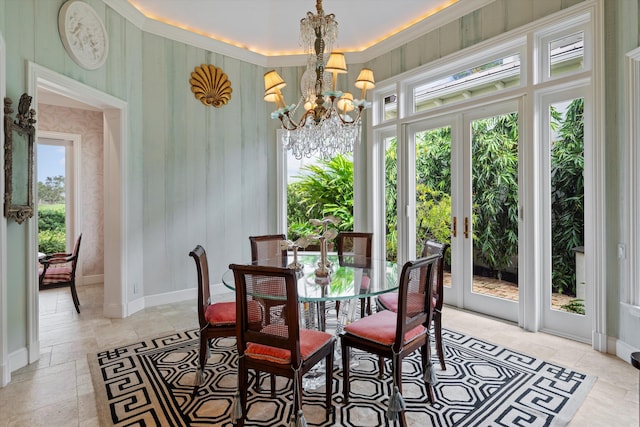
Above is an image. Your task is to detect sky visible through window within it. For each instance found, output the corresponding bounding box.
[37,144,65,182]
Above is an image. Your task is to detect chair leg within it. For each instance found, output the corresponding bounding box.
[70,282,80,313]
[236,357,249,427]
[434,311,446,370]
[325,348,333,414]
[378,356,385,378]
[341,341,350,404]
[421,340,436,403]
[195,335,209,386]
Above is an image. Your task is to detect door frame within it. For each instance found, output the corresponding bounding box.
[25,62,130,366]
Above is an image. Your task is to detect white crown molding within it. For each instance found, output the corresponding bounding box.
[103,0,495,68]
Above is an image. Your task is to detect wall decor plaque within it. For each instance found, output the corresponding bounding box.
[58,0,109,70]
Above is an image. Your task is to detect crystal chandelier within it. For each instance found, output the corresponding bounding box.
[263,0,376,160]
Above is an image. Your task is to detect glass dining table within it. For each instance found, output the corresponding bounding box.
[221,252,400,332]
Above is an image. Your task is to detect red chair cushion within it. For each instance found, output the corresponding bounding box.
[360,275,370,290]
[205,302,237,325]
[377,293,436,314]
[245,326,334,364]
[40,265,73,285]
[343,309,426,345]
[205,300,261,326]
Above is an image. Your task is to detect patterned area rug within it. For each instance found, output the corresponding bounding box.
[89,329,596,426]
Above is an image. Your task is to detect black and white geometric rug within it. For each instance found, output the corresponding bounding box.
[89,329,596,426]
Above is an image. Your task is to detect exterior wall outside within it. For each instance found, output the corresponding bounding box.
[38,104,105,277]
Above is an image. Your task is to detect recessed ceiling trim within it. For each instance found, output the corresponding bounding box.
[103,0,495,68]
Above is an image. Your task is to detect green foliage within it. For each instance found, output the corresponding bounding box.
[385,140,398,261]
[561,299,585,315]
[287,155,354,242]
[472,112,519,276]
[38,175,65,204]
[416,186,451,256]
[285,100,584,294]
[38,229,66,254]
[551,98,584,295]
[38,204,66,254]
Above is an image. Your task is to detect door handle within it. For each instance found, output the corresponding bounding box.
[452,216,457,237]
[464,217,469,239]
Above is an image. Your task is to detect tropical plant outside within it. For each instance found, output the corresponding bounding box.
[38,204,66,254]
[550,98,584,295]
[287,155,355,244]
[38,174,66,254]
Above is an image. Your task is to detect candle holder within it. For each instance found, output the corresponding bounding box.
[309,216,340,277]
[281,237,312,271]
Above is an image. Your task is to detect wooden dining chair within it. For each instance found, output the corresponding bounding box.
[249,234,288,325]
[377,240,449,370]
[38,233,83,313]
[189,245,240,386]
[249,234,287,265]
[340,253,441,426]
[336,231,373,318]
[230,263,335,427]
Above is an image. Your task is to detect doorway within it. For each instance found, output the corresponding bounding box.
[36,133,80,268]
[403,100,521,323]
[25,62,129,366]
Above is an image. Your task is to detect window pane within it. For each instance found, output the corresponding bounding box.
[471,112,519,301]
[415,126,451,287]
[413,54,521,112]
[383,94,398,121]
[549,32,584,77]
[384,137,398,262]
[549,98,585,315]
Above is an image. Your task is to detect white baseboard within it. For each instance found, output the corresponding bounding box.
[615,338,640,366]
[81,274,103,286]
[144,288,197,308]
[0,360,10,387]
[124,285,227,317]
[127,296,145,316]
[9,347,28,374]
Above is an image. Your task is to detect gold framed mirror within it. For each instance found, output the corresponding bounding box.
[4,93,36,224]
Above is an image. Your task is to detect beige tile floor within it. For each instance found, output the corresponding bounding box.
[0,283,638,426]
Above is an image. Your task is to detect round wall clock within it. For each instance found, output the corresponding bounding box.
[58,0,109,70]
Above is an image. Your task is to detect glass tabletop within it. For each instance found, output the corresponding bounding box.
[222,253,399,302]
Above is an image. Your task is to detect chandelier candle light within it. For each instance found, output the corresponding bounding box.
[263,0,375,159]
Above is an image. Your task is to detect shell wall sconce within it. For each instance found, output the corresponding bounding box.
[189,64,232,107]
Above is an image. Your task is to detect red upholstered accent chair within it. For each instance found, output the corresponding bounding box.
[340,253,441,426]
[249,234,287,325]
[189,245,239,386]
[377,240,449,370]
[230,263,335,427]
[39,233,82,313]
[336,231,373,318]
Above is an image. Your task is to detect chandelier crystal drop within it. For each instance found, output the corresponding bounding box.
[263,0,375,160]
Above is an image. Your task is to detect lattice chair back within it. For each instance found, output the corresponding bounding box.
[337,231,372,268]
[394,253,440,352]
[249,234,287,267]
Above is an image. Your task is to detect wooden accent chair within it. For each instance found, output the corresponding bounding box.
[38,233,83,313]
[189,245,239,386]
[336,231,373,318]
[377,240,449,370]
[340,253,442,426]
[230,263,335,427]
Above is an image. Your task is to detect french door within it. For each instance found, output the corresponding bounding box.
[403,100,522,323]
[539,89,592,341]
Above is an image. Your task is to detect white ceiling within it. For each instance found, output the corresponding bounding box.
[42,0,491,110]
[127,0,463,56]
